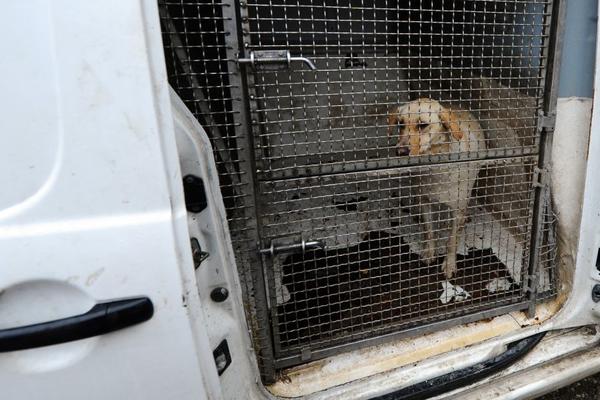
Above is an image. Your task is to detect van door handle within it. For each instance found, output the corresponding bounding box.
[0,297,153,352]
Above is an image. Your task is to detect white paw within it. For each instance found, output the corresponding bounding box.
[441,258,457,279]
[439,281,471,304]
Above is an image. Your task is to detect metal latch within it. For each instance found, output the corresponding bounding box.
[238,50,317,71]
[260,239,325,257]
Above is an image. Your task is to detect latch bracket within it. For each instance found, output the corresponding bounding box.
[537,111,556,133]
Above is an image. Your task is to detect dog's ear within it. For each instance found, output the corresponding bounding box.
[387,108,403,137]
[439,109,464,141]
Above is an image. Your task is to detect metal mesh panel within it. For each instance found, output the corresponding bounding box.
[245,0,548,180]
[263,157,536,356]
[159,0,560,379]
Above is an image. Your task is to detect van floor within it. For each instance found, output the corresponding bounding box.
[276,230,522,351]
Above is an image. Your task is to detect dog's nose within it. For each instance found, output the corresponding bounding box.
[397,146,410,156]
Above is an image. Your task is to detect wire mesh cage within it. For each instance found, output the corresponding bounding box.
[263,157,537,358]
[159,0,560,381]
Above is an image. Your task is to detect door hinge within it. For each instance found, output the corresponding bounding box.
[537,111,556,133]
[238,50,316,71]
[300,347,312,362]
[259,239,325,257]
[532,166,549,188]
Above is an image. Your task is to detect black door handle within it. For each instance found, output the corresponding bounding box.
[0,297,153,352]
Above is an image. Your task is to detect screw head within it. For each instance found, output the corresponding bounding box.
[592,284,600,302]
[211,287,229,303]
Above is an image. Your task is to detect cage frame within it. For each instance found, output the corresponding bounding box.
[159,0,566,383]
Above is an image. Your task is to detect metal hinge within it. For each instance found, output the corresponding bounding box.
[536,111,556,133]
[259,239,325,257]
[300,347,312,362]
[238,50,316,71]
[532,166,549,188]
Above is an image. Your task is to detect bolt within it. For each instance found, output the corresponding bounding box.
[592,284,600,302]
[211,287,229,303]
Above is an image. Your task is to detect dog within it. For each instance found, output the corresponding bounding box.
[387,98,486,278]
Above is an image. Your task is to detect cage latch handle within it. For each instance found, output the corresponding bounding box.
[238,50,317,71]
[260,240,325,257]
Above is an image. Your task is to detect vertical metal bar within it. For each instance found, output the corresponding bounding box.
[527,0,566,317]
[222,0,277,383]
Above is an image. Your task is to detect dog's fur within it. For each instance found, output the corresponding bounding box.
[388,98,486,278]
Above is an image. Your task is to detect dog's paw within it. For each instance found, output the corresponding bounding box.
[441,258,457,279]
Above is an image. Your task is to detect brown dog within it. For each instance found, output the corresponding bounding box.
[388,98,486,278]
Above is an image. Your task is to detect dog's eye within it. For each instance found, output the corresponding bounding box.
[417,122,429,129]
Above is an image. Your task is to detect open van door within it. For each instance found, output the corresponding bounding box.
[0,2,221,398]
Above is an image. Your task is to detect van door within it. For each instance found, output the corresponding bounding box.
[0,1,218,399]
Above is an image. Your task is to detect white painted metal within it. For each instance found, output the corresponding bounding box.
[170,90,269,400]
[0,1,215,399]
[439,330,600,400]
[551,98,592,287]
[546,11,600,329]
[2,0,600,399]
[309,328,600,400]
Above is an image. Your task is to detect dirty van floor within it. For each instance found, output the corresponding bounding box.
[278,230,521,351]
[536,374,600,399]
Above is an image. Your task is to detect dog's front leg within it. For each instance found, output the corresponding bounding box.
[441,209,466,279]
[420,203,436,263]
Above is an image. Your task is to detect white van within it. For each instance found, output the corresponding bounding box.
[2,1,600,399]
